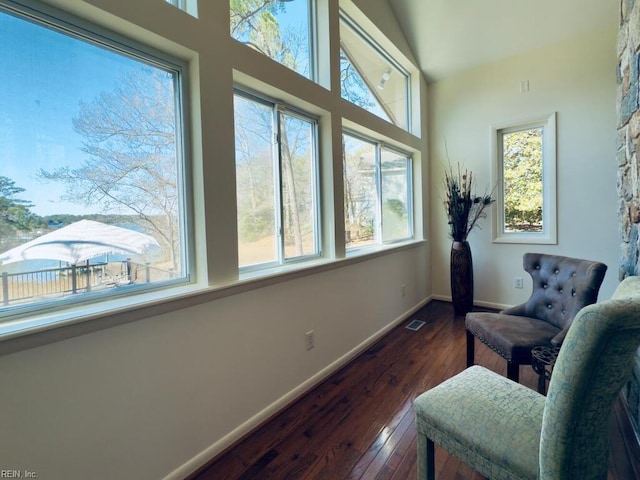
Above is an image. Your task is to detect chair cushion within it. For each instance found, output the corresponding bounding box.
[414,365,544,480]
[466,312,562,364]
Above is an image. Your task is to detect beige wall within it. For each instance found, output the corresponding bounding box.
[0,1,429,479]
[0,249,428,480]
[3,3,620,479]
[428,26,619,307]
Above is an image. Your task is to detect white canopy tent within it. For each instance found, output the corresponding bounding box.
[0,219,160,266]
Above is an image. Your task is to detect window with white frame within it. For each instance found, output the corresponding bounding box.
[230,0,315,81]
[234,90,320,269]
[0,3,190,317]
[492,113,557,244]
[165,0,198,17]
[343,132,412,249]
[339,13,410,131]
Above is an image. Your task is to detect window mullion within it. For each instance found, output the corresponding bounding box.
[273,108,285,264]
[375,143,383,244]
[311,121,321,256]
[308,0,317,83]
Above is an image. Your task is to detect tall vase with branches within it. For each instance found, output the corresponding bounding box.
[443,163,495,314]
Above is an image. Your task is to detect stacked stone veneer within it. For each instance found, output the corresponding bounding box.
[618,0,640,436]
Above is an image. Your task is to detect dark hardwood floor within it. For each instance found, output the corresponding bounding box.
[191,300,638,480]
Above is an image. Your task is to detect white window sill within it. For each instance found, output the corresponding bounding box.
[0,239,426,355]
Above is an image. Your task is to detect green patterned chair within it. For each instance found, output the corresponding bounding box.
[414,275,640,480]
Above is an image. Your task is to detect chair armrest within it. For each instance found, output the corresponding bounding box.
[500,303,527,316]
[550,327,569,346]
[613,276,640,300]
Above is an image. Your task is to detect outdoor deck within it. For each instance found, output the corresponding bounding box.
[1,260,170,306]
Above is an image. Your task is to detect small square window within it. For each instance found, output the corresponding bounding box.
[165,0,198,18]
[231,0,315,80]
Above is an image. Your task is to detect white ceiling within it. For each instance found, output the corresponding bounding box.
[387,0,618,83]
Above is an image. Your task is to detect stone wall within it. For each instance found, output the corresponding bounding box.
[618,0,640,435]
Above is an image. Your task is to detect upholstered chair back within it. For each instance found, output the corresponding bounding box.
[540,282,640,479]
[417,276,640,480]
[516,253,607,343]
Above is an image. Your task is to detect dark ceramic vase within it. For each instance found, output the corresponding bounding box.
[450,240,473,315]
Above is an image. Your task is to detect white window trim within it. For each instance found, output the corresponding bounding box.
[234,89,322,273]
[0,0,425,350]
[491,112,557,244]
[0,0,195,323]
[230,0,317,83]
[381,144,414,242]
[165,0,198,18]
[343,130,414,253]
[339,11,411,131]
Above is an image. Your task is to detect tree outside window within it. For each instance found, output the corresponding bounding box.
[339,13,410,130]
[234,92,319,269]
[502,127,543,233]
[0,5,188,311]
[493,113,557,244]
[343,133,412,249]
[230,0,313,80]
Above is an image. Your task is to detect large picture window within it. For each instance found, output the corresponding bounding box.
[343,132,412,249]
[0,4,190,316]
[492,113,557,244]
[234,91,320,269]
[230,0,315,81]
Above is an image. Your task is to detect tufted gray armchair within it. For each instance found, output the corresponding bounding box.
[466,253,607,389]
[414,275,640,480]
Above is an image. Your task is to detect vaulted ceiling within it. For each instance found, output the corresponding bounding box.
[387,0,618,83]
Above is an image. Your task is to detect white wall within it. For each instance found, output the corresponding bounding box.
[0,248,427,480]
[0,1,429,479]
[428,26,619,307]
[5,3,619,479]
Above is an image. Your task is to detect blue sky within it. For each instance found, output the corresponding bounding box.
[1,1,308,217]
[278,0,308,28]
[0,10,150,216]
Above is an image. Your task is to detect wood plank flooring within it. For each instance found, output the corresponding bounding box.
[190,300,637,480]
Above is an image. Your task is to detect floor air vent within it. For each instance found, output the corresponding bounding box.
[405,319,425,331]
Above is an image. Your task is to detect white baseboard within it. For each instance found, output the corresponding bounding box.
[430,294,450,303]
[473,299,510,310]
[430,294,508,312]
[162,297,431,480]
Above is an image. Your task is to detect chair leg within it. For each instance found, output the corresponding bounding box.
[426,438,435,480]
[416,433,435,480]
[466,330,475,367]
[507,362,519,383]
[537,371,547,395]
